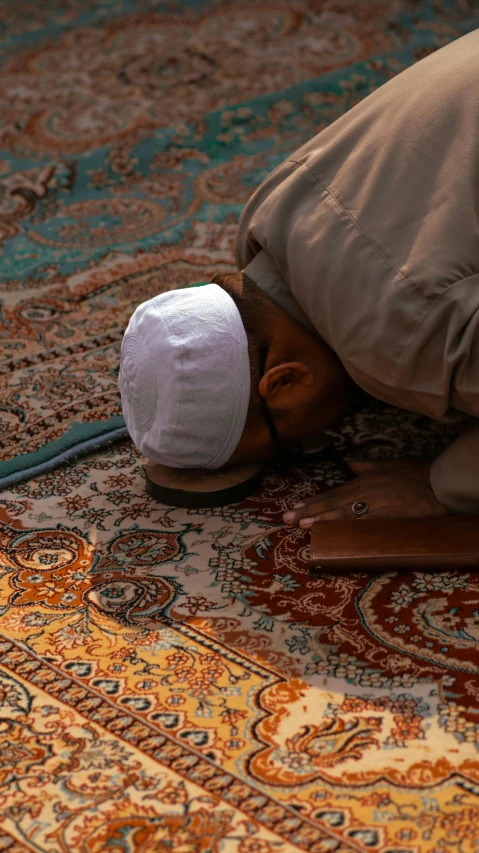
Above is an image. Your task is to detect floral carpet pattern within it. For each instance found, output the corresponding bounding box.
[2,1,479,850]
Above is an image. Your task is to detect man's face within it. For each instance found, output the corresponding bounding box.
[226,421,276,468]
[226,409,317,469]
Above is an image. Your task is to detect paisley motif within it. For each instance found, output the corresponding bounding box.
[29,198,167,247]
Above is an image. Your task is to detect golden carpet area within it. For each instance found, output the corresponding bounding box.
[1,1,479,850]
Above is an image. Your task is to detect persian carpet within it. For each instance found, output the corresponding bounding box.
[2,1,479,851]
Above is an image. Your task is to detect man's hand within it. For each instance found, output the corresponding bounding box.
[282,458,449,528]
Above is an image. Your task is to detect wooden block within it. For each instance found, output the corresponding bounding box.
[145,460,264,508]
[309,516,479,574]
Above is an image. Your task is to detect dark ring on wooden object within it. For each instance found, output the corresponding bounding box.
[145,461,265,509]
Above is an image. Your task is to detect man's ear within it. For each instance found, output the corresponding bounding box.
[258,361,314,404]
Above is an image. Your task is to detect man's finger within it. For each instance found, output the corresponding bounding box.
[283,494,343,524]
[302,504,398,527]
[299,507,351,526]
[291,491,337,509]
[346,459,384,475]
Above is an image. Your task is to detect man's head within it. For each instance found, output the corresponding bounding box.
[210,271,357,465]
[119,271,356,469]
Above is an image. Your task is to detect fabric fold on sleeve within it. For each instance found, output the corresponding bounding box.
[430,427,479,515]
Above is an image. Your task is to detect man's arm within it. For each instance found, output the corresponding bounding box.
[430,426,479,515]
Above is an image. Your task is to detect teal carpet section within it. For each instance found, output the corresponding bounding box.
[0,419,128,489]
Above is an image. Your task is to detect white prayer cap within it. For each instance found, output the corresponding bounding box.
[118,284,250,469]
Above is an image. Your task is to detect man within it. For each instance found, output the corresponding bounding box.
[119,28,479,527]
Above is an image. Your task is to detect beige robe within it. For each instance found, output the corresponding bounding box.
[234,27,479,515]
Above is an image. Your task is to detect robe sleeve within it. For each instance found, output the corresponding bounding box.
[430,426,479,515]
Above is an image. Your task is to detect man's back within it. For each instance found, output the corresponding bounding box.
[235,27,479,426]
